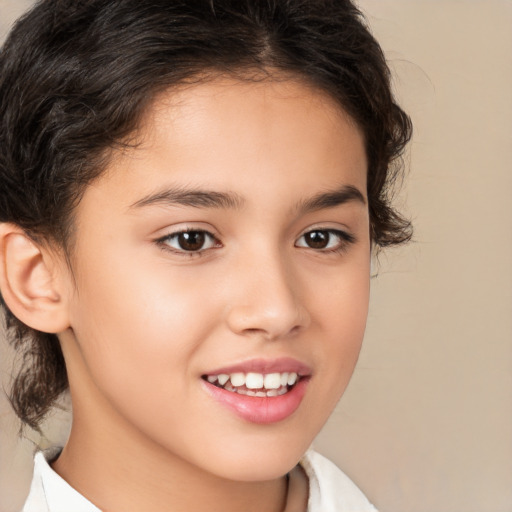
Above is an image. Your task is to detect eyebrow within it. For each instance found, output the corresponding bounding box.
[129,184,366,212]
[129,187,244,210]
[295,185,366,213]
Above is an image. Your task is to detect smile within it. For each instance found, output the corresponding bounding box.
[203,371,299,397]
[201,359,311,424]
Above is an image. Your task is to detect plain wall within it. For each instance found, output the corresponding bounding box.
[314,3,512,512]
[1,1,511,511]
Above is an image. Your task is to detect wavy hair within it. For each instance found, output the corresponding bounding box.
[0,0,412,430]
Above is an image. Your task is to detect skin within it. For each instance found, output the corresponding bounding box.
[29,77,370,511]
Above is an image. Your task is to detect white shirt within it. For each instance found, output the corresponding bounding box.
[22,449,377,512]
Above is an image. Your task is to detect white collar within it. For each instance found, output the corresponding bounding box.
[24,452,100,512]
[24,449,376,512]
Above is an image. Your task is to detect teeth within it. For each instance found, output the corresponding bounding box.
[246,372,264,389]
[264,373,282,389]
[205,371,302,393]
[217,374,229,386]
[224,382,236,393]
[230,373,245,387]
[237,387,286,397]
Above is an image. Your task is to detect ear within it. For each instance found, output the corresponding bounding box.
[0,223,70,334]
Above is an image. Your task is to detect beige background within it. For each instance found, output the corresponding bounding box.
[1,1,511,511]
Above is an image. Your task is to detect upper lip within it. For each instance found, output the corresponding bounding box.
[203,357,312,377]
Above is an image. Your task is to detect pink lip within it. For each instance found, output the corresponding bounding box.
[203,357,312,376]
[200,358,312,424]
[202,377,309,424]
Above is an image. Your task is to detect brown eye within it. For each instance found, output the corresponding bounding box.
[178,231,206,251]
[303,230,330,249]
[295,229,354,252]
[162,230,218,252]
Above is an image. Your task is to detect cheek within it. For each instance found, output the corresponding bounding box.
[67,249,219,395]
[66,264,222,447]
[281,258,370,442]
[309,260,370,376]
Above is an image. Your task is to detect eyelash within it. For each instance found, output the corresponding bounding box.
[156,228,355,257]
[156,229,221,257]
[295,229,356,254]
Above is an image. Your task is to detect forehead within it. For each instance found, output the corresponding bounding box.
[91,76,367,208]
[143,76,362,154]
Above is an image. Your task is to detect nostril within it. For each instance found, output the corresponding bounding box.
[289,325,302,336]
[244,328,264,335]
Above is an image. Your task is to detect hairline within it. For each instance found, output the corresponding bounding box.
[59,66,366,260]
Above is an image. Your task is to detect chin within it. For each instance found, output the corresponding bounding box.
[194,428,315,482]
[213,456,301,482]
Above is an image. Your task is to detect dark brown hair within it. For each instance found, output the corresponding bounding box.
[0,0,412,430]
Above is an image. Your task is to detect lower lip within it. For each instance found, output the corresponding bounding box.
[202,378,309,424]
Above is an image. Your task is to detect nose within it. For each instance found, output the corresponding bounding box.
[225,251,310,341]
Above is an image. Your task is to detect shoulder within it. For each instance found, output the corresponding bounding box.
[21,451,100,512]
[300,450,378,512]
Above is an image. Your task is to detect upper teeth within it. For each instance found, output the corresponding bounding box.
[206,372,298,389]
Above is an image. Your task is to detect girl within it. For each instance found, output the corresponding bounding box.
[0,1,411,510]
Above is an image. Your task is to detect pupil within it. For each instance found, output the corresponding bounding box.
[306,230,329,249]
[179,231,205,251]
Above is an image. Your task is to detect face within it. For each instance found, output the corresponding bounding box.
[60,77,370,481]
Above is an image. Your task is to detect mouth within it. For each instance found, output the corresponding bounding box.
[201,371,302,397]
[201,360,311,424]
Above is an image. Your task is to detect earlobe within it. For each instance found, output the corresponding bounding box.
[0,223,70,334]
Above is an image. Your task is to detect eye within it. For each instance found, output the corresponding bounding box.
[295,229,354,251]
[159,229,220,253]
